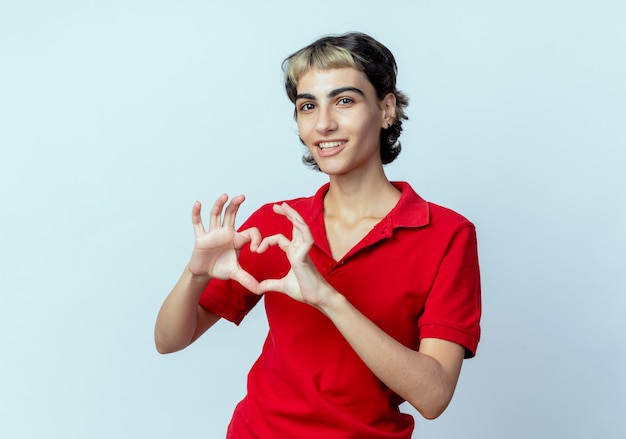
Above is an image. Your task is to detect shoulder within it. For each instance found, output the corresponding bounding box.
[427,202,475,232]
[253,194,316,217]
[393,181,475,234]
[247,184,326,224]
[242,193,317,233]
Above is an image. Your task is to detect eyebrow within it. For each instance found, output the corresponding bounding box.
[295,86,365,101]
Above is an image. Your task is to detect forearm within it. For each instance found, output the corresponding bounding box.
[320,292,463,419]
[154,266,214,354]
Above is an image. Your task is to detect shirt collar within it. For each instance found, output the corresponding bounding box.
[309,181,430,229]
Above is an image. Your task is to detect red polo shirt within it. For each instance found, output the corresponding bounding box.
[199,182,481,439]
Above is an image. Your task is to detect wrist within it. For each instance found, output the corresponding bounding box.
[318,287,348,318]
[185,264,212,284]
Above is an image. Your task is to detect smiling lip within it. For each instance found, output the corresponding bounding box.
[315,140,347,157]
[317,140,346,150]
[316,140,347,150]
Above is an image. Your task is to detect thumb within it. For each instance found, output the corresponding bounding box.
[257,278,284,295]
[231,269,260,295]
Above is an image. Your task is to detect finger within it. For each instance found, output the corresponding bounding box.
[291,218,314,243]
[257,278,285,295]
[256,233,291,253]
[191,201,206,236]
[272,203,287,217]
[240,227,262,252]
[280,203,306,224]
[231,269,261,295]
[274,203,313,242]
[273,202,305,224]
[223,194,245,230]
[209,193,229,230]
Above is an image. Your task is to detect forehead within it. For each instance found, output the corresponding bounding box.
[295,67,374,95]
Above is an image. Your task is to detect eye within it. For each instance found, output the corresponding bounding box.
[337,97,354,105]
[298,102,315,112]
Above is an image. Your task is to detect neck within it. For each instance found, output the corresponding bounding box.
[324,169,401,220]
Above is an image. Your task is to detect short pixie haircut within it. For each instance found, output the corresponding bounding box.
[282,32,409,169]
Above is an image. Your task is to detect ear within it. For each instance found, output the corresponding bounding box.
[380,93,397,129]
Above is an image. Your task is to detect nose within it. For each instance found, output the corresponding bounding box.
[315,106,337,134]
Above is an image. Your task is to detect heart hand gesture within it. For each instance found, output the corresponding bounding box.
[255,203,335,308]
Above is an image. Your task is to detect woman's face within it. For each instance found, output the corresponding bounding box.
[294,67,396,177]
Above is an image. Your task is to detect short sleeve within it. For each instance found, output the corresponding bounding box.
[418,224,482,358]
[199,278,261,325]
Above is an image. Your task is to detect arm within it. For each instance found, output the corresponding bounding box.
[256,203,465,419]
[154,267,220,354]
[154,194,261,354]
[320,294,464,419]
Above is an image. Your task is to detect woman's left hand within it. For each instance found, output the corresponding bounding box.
[254,203,334,307]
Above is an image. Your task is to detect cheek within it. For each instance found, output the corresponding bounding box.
[357,115,383,141]
[296,119,314,143]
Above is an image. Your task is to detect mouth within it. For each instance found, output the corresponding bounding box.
[317,140,346,150]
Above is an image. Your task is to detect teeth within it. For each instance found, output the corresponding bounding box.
[319,141,344,149]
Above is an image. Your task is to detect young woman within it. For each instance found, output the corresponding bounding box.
[155,32,481,439]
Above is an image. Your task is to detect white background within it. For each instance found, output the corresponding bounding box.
[1,1,624,438]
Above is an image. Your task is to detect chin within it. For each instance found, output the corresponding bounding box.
[317,163,346,176]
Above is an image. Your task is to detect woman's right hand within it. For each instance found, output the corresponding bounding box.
[188,194,261,293]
